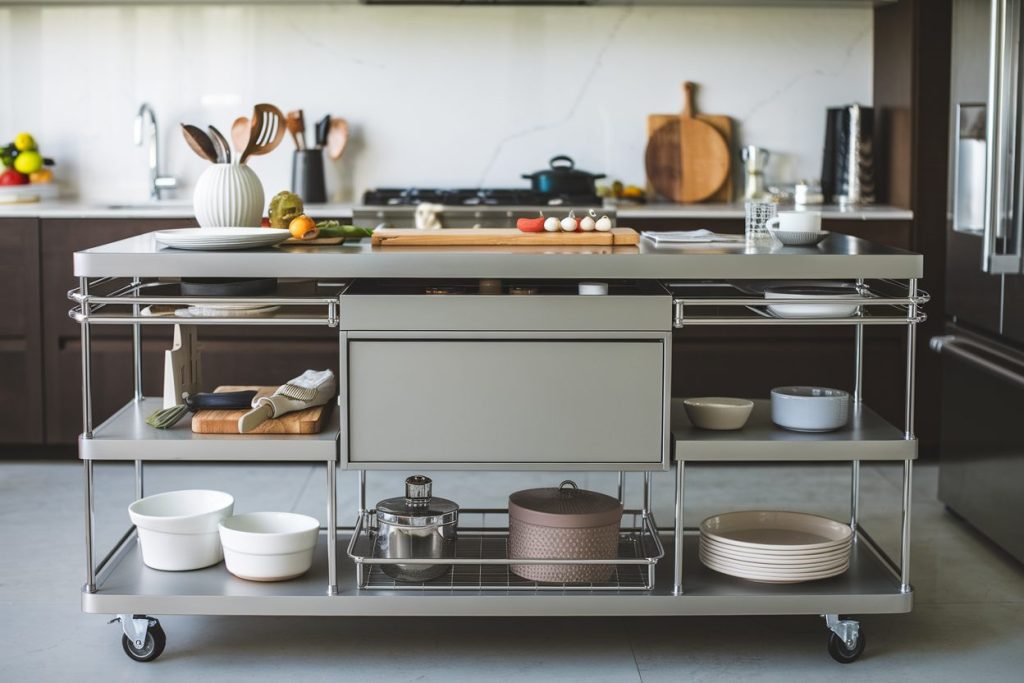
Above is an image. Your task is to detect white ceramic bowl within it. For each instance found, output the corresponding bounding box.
[771,386,850,432]
[768,227,830,246]
[219,512,320,582]
[682,397,754,430]
[128,490,234,571]
[764,285,861,319]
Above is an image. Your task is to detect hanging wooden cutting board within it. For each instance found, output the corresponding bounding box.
[645,82,731,203]
[647,91,733,202]
[371,227,640,247]
[191,386,331,434]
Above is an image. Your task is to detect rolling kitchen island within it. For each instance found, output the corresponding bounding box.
[71,232,925,663]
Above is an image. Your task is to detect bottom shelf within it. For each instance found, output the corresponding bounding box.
[83,531,912,617]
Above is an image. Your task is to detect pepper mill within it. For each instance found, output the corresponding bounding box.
[740,146,771,200]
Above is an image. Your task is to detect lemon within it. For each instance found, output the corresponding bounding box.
[14,132,36,152]
[13,150,42,174]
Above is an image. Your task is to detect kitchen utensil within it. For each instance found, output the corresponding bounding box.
[682,397,754,430]
[740,146,770,200]
[508,480,623,583]
[191,385,331,434]
[700,510,853,552]
[239,103,286,165]
[763,284,862,319]
[822,104,875,205]
[768,228,830,247]
[771,386,850,432]
[155,227,289,251]
[207,125,231,164]
[326,117,349,161]
[180,124,219,163]
[231,115,251,153]
[315,114,330,149]
[521,155,605,196]
[291,149,327,203]
[238,369,336,433]
[645,82,730,203]
[147,388,259,429]
[192,163,265,227]
[370,227,640,247]
[375,475,459,582]
[647,83,734,202]
[180,278,277,297]
[744,201,778,243]
[285,110,306,150]
[128,490,234,571]
[162,324,200,409]
[767,211,822,232]
[219,512,319,581]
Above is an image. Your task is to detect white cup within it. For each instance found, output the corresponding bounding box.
[766,211,822,232]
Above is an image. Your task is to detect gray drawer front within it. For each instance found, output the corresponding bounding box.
[346,339,666,466]
[340,295,670,332]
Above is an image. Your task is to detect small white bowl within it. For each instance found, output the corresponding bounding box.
[219,512,320,582]
[771,386,850,432]
[128,490,234,571]
[683,397,754,430]
[768,227,829,246]
[764,285,861,319]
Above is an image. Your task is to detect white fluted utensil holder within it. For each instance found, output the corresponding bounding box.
[193,163,264,228]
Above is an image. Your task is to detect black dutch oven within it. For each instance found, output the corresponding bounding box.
[522,155,605,196]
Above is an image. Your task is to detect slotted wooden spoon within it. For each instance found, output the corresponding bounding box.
[239,104,286,165]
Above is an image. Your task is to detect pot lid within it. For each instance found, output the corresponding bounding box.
[508,480,623,529]
[376,475,459,526]
[523,155,605,180]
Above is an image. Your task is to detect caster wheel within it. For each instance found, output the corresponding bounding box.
[121,620,166,662]
[827,629,865,663]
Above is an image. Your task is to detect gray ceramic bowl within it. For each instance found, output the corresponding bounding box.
[770,386,850,432]
[769,228,829,246]
[683,397,754,430]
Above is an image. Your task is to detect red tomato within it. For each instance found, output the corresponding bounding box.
[516,216,546,232]
[0,169,28,186]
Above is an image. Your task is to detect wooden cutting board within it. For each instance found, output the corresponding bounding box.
[285,235,345,246]
[191,385,331,434]
[371,227,640,247]
[645,82,731,203]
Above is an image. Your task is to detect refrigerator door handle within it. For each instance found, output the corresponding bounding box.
[983,0,1024,273]
[930,335,1024,389]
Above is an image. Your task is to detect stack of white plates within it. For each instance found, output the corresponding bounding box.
[699,510,852,584]
[154,228,290,251]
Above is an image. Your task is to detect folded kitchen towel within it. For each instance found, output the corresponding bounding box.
[252,369,336,418]
[641,230,744,244]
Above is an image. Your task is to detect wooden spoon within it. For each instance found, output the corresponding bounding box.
[180,124,218,163]
[239,103,286,165]
[207,125,231,164]
[285,110,306,150]
[326,117,349,161]
[231,116,251,154]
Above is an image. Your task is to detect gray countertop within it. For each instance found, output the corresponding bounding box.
[74,232,923,280]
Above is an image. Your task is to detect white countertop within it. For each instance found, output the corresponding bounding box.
[0,200,912,221]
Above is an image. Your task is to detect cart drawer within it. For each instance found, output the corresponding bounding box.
[345,339,667,467]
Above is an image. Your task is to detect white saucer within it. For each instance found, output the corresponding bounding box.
[768,227,829,246]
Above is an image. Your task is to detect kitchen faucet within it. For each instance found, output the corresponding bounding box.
[133,103,177,201]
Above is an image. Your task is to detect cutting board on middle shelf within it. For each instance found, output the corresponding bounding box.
[646,81,733,203]
[191,386,331,434]
[371,227,640,246]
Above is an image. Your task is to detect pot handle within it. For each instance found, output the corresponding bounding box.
[558,480,579,495]
[549,155,575,169]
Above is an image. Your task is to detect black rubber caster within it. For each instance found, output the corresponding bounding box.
[827,629,865,663]
[121,618,166,662]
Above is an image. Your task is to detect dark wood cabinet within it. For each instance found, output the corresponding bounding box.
[0,218,43,444]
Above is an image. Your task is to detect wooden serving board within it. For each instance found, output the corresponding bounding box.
[191,386,330,435]
[285,235,345,246]
[371,227,640,247]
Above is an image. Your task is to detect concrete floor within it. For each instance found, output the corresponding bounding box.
[1,461,1022,681]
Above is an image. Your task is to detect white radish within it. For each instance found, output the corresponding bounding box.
[544,216,561,232]
[595,215,613,232]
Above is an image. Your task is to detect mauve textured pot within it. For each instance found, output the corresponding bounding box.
[508,480,623,583]
[193,163,264,228]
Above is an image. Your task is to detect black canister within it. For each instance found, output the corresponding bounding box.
[291,149,327,203]
[821,105,875,205]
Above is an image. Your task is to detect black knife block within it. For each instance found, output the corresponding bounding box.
[291,149,327,204]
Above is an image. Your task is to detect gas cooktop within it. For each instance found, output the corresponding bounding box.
[362,188,603,207]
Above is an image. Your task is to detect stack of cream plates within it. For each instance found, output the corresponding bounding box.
[154,228,290,251]
[699,510,852,584]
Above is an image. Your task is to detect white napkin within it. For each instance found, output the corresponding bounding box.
[252,369,336,418]
[641,229,744,244]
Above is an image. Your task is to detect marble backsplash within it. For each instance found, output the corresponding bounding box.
[0,4,871,204]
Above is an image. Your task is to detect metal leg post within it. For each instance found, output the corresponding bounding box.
[327,459,338,596]
[84,460,96,593]
[899,278,918,593]
[642,471,651,514]
[131,277,144,501]
[673,460,685,595]
[900,459,913,593]
[851,280,864,533]
[80,277,97,593]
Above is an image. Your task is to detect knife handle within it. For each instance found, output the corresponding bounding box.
[238,403,274,433]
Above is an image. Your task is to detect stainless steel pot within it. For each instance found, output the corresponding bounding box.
[374,475,458,582]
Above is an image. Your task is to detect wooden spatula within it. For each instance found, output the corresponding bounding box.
[326,117,349,161]
[239,104,286,165]
[286,110,306,150]
[230,116,251,154]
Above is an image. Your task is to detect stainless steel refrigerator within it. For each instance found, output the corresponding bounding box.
[935,0,1024,563]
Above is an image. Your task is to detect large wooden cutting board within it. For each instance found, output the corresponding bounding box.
[646,82,732,203]
[191,386,331,434]
[371,227,640,247]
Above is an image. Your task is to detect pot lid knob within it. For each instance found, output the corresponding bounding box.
[404,475,432,508]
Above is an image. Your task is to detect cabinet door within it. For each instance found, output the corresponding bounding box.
[0,218,43,444]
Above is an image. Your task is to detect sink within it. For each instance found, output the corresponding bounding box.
[100,201,192,210]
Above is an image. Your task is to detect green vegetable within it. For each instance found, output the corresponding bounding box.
[315,220,374,240]
[268,191,304,228]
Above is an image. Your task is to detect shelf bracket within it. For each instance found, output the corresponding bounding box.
[823,613,860,650]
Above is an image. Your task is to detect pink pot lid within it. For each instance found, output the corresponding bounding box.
[508,480,623,529]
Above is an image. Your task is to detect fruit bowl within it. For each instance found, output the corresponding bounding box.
[0,182,58,204]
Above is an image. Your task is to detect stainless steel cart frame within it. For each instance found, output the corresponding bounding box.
[71,273,926,665]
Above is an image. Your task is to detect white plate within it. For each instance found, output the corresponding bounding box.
[155,228,290,251]
[700,510,853,552]
[699,552,850,583]
[699,548,847,575]
[175,305,281,318]
[699,547,849,572]
[699,538,850,565]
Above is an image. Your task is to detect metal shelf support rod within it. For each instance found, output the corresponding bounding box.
[673,461,685,596]
[327,460,338,596]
